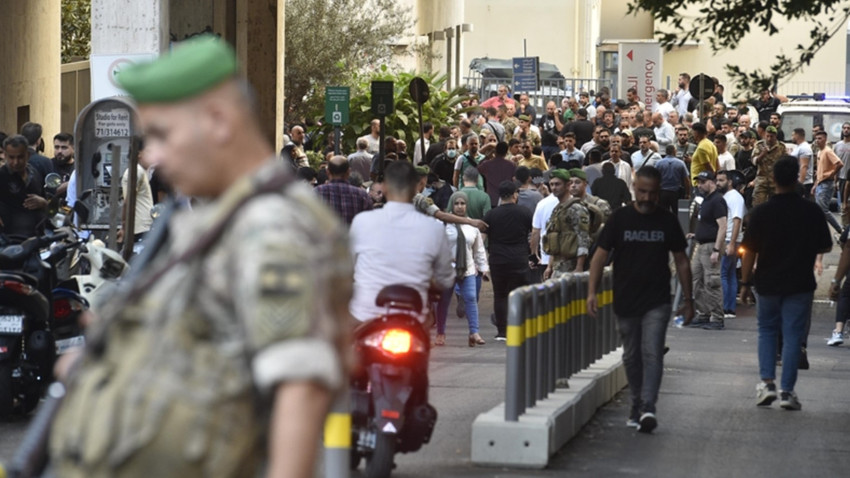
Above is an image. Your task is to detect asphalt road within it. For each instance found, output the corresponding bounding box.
[3,274,850,477]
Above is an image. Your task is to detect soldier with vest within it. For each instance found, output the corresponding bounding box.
[568,168,611,243]
[751,125,785,206]
[543,169,591,279]
[49,35,351,477]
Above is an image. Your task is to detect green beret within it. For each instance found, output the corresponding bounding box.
[415,165,430,176]
[765,125,778,134]
[117,34,238,104]
[518,114,531,122]
[569,168,587,181]
[549,169,571,182]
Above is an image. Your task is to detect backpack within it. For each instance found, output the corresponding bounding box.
[584,196,610,240]
[542,198,589,258]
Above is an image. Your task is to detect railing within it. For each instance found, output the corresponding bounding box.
[504,269,617,421]
[464,76,614,110]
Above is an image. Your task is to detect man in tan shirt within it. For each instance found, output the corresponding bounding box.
[813,130,845,234]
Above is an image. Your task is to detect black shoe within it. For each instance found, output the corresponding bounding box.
[798,347,809,370]
[701,321,725,330]
[638,412,657,434]
[686,318,711,328]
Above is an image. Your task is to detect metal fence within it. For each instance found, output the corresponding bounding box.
[504,269,617,421]
[464,76,614,110]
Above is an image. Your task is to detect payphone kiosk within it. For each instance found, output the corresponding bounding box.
[73,97,142,252]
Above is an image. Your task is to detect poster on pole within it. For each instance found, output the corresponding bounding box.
[617,42,662,111]
[91,54,156,101]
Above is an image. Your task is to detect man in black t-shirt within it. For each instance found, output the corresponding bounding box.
[689,171,728,329]
[587,166,693,434]
[484,181,533,341]
[741,156,831,411]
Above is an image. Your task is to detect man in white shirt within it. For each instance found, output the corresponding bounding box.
[412,121,433,166]
[653,89,675,120]
[358,119,381,154]
[349,160,455,322]
[717,170,745,319]
[602,144,634,194]
[791,127,814,199]
[652,113,675,151]
[631,135,662,170]
[673,73,693,118]
[714,135,736,172]
[530,189,560,283]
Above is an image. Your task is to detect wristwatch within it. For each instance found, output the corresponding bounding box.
[712,247,720,253]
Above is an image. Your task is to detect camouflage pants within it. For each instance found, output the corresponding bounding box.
[752,176,774,207]
[692,243,724,322]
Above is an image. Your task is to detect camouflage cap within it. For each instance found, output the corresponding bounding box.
[117,34,238,104]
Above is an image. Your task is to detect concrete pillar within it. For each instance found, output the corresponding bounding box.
[276,0,286,153]
[91,0,169,55]
[236,0,278,147]
[0,0,61,138]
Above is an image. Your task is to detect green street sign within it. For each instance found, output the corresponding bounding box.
[371,81,394,116]
[324,86,350,125]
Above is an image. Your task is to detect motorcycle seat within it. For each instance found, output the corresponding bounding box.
[375,285,422,313]
[0,272,40,289]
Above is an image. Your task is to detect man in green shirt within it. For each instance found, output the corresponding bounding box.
[459,167,492,219]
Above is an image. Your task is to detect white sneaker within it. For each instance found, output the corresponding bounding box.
[827,331,844,346]
[780,391,802,411]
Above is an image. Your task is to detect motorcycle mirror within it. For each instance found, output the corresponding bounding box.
[44,172,63,190]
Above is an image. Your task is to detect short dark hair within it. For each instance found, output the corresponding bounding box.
[495,141,509,155]
[757,120,769,131]
[713,134,727,143]
[486,107,498,117]
[3,134,29,150]
[793,128,806,138]
[665,144,677,156]
[635,165,662,184]
[20,122,42,146]
[54,132,73,143]
[577,108,588,118]
[563,132,576,140]
[515,166,530,183]
[296,166,317,182]
[601,162,615,175]
[508,138,521,148]
[773,155,799,188]
[691,122,707,135]
[439,125,451,139]
[498,180,518,198]
[423,121,433,133]
[384,160,419,196]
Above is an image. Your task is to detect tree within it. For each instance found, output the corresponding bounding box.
[61,0,91,63]
[284,0,414,123]
[309,69,469,155]
[627,0,850,97]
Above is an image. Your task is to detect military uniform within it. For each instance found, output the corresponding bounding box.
[549,200,591,276]
[517,129,542,148]
[583,193,612,241]
[751,139,785,206]
[501,117,519,142]
[50,35,351,477]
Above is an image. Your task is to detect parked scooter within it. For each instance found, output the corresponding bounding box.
[0,230,74,417]
[350,285,438,478]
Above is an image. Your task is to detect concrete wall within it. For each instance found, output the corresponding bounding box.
[655,4,847,98]
[92,0,169,54]
[600,0,653,41]
[0,0,61,138]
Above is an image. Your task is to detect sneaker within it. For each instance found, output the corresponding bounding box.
[626,418,640,429]
[756,382,777,407]
[780,391,802,411]
[798,347,809,370]
[827,331,844,346]
[724,312,736,320]
[638,412,657,434]
[494,335,507,342]
[686,317,711,328]
[701,321,725,330]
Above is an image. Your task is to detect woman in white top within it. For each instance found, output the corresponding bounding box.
[435,192,490,346]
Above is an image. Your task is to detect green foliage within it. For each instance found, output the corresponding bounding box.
[284,0,413,123]
[309,70,469,155]
[61,0,91,63]
[627,0,850,98]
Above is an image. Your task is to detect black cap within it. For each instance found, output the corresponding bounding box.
[696,171,716,182]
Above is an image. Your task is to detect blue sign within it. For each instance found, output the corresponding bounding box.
[512,56,539,92]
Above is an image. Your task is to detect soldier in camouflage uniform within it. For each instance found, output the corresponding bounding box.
[500,103,519,143]
[50,35,350,477]
[568,168,611,242]
[751,125,786,206]
[515,115,542,148]
[544,169,591,279]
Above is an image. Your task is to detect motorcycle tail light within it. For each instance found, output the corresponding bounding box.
[362,328,426,356]
[54,298,71,319]
[1,280,32,295]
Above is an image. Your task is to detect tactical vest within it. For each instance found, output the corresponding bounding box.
[543,198,589,259]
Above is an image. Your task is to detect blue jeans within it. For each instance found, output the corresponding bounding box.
[720,250,737,313]
[436,275,480,334]
[756,291,812,392]
[617,303,672,415]
[815,181,843,233]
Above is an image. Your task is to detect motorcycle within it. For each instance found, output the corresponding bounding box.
[0,230,74,417]
[350,285,438,478]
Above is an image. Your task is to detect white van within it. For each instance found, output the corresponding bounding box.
[777,97,850,143]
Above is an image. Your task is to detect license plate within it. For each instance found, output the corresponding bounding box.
[56,335,85,354]
[0,315,24,334]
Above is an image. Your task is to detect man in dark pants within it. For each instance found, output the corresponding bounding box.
[587,166,693,434]
[741,155,832,411]
[484,181,533,341]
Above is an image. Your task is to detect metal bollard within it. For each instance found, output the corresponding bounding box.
[506,288,526,421]
[532,286,545,401]
[524,292,536,410]
[323,393,351,478]
[556,277,568,380]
